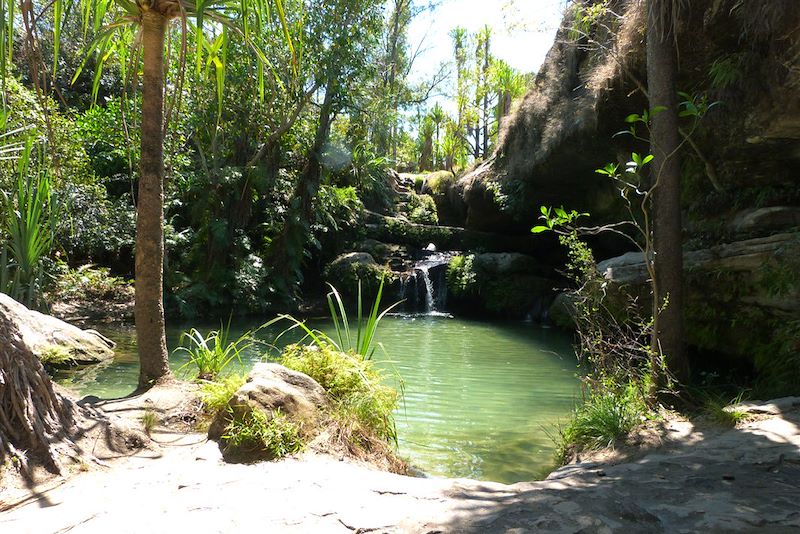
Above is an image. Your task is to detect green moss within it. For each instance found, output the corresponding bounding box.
[383,217,455,245]
[323,259,396,303]
[405,192,439,225]
[38,345,76,368]
[424,171,456,196]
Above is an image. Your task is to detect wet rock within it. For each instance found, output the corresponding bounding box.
[0,292,115,366]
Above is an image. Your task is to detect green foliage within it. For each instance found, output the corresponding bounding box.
[221,408,304,459]
[405,192,438,225]
[1,139,60,309]
[446,254,477,297]
[531,205,588,234]
[49,262,131,303]
[569,0,610,41]
[709,54,744,89]
[348,144,393,211]
[199,373,247,414]
[176,322,255,381]
[316,186,364,232]
[281,342,399,444]
[324,279,401,359]
[323,258,397,304]
[555,382,648,463]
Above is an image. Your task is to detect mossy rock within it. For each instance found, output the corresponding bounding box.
[446,254,557,319]
[422,171,457,196]
[324,252,398,303]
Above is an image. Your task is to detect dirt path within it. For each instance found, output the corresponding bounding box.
[2,398,799,533]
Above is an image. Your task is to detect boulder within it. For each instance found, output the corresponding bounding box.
[208,363,330,457]
[548,292,578,329]
[324,252,397,302]
[0,293,115,366]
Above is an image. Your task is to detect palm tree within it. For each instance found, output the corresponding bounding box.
[647,0,690,390]
[429,103,445,169]
[3,0,292,389]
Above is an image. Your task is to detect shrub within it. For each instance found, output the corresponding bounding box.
[446,254,476,296]
[199,373,247,414]
[176,322,254,381]
[281,343,399,444]
[221,408,304,459]
[49,262,132,303]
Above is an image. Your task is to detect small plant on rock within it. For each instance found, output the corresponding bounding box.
[141,409,158,435]
[199,373,247,414]
[221,408,303,459]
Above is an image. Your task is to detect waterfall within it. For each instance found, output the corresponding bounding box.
[419,265,435,312]
[401,252,452,315]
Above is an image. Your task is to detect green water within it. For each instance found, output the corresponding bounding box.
[55,315,579,483]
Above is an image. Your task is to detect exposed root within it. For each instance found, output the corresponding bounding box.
[0,312,76,475]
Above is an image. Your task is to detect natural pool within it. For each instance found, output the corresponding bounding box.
[55,315,579,483]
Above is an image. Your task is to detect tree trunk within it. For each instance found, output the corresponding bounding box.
[270,76,337,296]
[482,37,490,158]
[0,312,74,474]
[647,0,689,389]
[136,11,171,388]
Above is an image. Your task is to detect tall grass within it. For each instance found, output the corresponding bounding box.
[176,319,276,380]
[277,278,401,360]
[1,137,59,309]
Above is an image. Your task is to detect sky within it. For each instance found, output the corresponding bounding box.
[406,0,569,108]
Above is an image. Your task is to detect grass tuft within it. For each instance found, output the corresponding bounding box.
[702,392,750,427]
[141,409,158,435]
[555,382,647,463]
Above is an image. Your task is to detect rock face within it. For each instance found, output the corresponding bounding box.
[596,232,800,390]
[453,1,800,236]
[447,252,558,320]
[0,293,115,366]
[208,363,329,459]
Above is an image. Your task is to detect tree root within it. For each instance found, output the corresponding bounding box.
[0,311,76,475]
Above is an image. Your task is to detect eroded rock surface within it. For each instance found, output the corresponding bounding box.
[3,399,798,533]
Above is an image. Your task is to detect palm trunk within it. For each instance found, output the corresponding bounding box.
[136,11,170,388]
[647,0,689,390]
